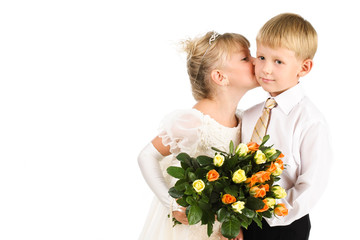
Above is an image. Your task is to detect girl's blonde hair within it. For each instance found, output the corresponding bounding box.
[257,13,318,60]
[182,32,250,101]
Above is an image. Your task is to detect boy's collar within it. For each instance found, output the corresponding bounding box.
[269,83,305,115]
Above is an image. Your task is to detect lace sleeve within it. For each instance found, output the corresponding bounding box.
[158,109,203,156]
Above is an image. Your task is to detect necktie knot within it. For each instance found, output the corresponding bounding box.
[265,98,277,110]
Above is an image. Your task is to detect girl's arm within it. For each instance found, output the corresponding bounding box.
[138,136,188,224]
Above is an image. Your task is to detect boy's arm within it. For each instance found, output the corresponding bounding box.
[270,120,332,226]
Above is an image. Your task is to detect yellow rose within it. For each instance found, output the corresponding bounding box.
[272,186,287,199]
[264,147,277,157]
[235,143,248,156]
[192,179,205,193]
[213,153,225,167]
[272,162,283,176]
[232,169,246,183]
[254,150,267,164]
[232,201,245,213]
[264,198,276,209]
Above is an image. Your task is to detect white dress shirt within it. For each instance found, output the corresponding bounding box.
[241,83,332,226]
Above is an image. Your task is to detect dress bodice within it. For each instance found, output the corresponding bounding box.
[159,109,241,158]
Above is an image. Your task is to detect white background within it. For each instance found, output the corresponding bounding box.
[0,0,359,239]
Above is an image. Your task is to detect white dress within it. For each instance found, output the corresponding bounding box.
[139,109,242,240]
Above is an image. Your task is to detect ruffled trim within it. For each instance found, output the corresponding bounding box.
[158,109,203,156]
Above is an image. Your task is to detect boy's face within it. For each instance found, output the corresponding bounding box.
[254,43,309,97]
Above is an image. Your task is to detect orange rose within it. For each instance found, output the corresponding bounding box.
[275,159,284,170]
[245,175,258,187]
[207,169,219,182]
[247,142,259,152]
[274,203,288,216]
[256,199,269,212]
[246,171,271,187]
[266,162,277,174]
[277,153,285,159]
[254,171,271,183]
[250,184,269,198]
[222,194,236,204]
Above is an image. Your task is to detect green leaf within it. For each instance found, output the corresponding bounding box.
[221,218,241,239]
[186,196,197,205]
[191,158,200,169]
[188,171,197,182]
[184,183,196,195]
[238,187,245,200]
[168,187,184,198]
[245,196,265,210]
[195,168,209,179]
[211,147,227,154]
[201,206,214,223]
[229,141,234,155]
[224,185,238,197]
[260,135,270,146]
[167,166,185,179]
[176,197,189,207]
[224,156,238,170]
[187,205,203,225]
[253,214,263,229]
[261,210,272,218]
[174,179,187,191]
[217,208,231,223]
[268,150,282,161]
[242,208,255,218]
[196,155,214,166]
[176,152,191,163]
[207,222,214,237]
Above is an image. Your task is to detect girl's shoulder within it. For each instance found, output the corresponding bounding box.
[160,109,204,129]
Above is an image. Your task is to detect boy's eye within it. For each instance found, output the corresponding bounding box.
[275,60,282,64]
[242,57,249,61]
[258,56,265,60]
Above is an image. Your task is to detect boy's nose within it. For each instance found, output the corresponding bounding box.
[263,62,272,75]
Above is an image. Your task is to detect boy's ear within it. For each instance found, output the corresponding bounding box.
[210,69,229,86]
[297,59,313,77]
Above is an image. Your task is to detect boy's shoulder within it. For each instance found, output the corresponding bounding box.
[243,101,265,116]
[296,96,327,122]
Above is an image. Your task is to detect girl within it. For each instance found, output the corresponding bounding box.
[138,31,258,240]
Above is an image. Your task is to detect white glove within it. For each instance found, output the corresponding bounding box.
[138,143,179,210]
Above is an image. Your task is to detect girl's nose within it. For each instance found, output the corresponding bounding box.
[250,57,256,65]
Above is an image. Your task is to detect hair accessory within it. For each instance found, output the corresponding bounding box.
[208,32,220,45]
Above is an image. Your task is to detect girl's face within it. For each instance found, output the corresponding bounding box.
[222,47,258,91]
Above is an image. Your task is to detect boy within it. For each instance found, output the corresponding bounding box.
[241,13,332,240]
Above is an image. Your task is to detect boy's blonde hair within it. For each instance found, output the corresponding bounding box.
[257,13,318,60]
[182,32,250,101]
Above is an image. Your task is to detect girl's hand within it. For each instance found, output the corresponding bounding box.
[172,207,188,225]
[220,228,243,240]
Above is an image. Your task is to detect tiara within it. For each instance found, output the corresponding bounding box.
[194,31,220,83]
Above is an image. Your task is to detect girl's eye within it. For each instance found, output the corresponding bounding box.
[258,56,265,60]
[242,57,249,61]
[275,60,283,64]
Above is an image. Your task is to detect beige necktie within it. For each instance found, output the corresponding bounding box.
[250,98,277,144]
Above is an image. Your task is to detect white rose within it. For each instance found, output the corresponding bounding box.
[232,201,245,213]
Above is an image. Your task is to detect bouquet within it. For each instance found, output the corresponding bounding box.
[167,135,288,239]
